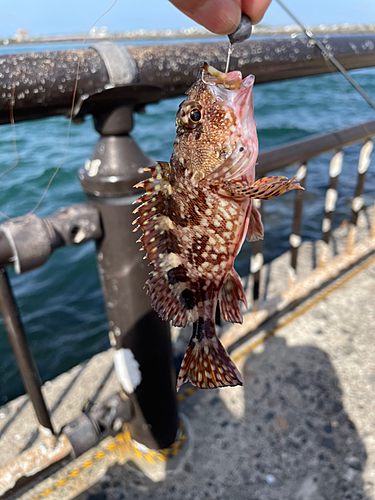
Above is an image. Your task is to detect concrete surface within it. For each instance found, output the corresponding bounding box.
[80,255,375,500]
[1,211,374,500]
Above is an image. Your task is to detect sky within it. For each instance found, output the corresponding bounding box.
[1,0,375,38]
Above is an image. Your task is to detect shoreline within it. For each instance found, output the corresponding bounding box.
[2,23,375,46]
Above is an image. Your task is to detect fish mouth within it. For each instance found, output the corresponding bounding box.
[201,62,257,182]
[201,61,254,120]
[201,62,243,90]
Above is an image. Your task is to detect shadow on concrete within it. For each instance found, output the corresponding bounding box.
[75,336,371,500]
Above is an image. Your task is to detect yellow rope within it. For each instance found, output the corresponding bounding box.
[29,422,187,500]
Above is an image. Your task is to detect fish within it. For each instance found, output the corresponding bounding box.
[133,62,303,392]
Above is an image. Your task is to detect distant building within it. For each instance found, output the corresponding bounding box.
[14,29,29,42]
[89,26,108,38]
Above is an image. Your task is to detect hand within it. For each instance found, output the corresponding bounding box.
[169,0,272,35]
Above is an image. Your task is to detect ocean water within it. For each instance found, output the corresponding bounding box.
[0,42,375,402]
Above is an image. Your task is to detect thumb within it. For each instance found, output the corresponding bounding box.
[169,0,242,35]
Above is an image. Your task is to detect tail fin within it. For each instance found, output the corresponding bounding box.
[176,318,243,391]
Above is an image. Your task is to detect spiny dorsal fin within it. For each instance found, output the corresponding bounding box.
[133,162,199,327]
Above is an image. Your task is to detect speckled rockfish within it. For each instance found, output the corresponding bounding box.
[133,62,303,391]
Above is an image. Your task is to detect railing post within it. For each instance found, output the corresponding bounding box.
[347,140,373,254]
[289,162,307,285]
[319,151,343,267]
[250,200,264,311]
[0,268,55,435]
[79,105,179,450]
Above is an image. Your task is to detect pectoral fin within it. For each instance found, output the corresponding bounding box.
[246,203,264,242]
[223,176,303,200]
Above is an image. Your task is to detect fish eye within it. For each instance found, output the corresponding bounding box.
[176,101,202,129]
[189,108,201,123]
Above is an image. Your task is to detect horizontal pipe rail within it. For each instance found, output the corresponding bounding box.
[0,48,110,124]
[1,34,375,124]
[125,34,375,93]
[257,119,375,176]
[0,204,101,272]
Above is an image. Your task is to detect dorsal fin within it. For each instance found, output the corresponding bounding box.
[133,162,199,327]
[219,268,247,323]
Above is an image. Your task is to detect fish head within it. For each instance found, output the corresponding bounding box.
[173,62,258,185]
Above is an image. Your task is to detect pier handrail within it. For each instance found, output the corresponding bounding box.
[257,120,375,175]
[1,34,375,124]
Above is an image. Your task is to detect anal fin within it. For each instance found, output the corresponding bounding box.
[219,269,247,324]
[246,203,264,242]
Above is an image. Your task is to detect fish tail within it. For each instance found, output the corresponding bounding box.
[176,317,243,391]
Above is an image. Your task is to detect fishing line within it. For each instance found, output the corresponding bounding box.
[0,81,19,182]
[321,56,374,138]
[275,0,375,113]
[28,0,119,216]
[0,79,19,221]
[0,0,118,220]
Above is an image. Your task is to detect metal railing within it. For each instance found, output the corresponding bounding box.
[220,125,375,349]
[2,34,375,125]
[257,119,375,276]
[0,35,374,494]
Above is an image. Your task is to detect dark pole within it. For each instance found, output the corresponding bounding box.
[0,268,55,434]
[79,105,179,450]
[0,232,13,268]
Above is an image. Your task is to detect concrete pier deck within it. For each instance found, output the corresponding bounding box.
[1,217,374,500]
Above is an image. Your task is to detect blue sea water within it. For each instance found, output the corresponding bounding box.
[0,42,375,402]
